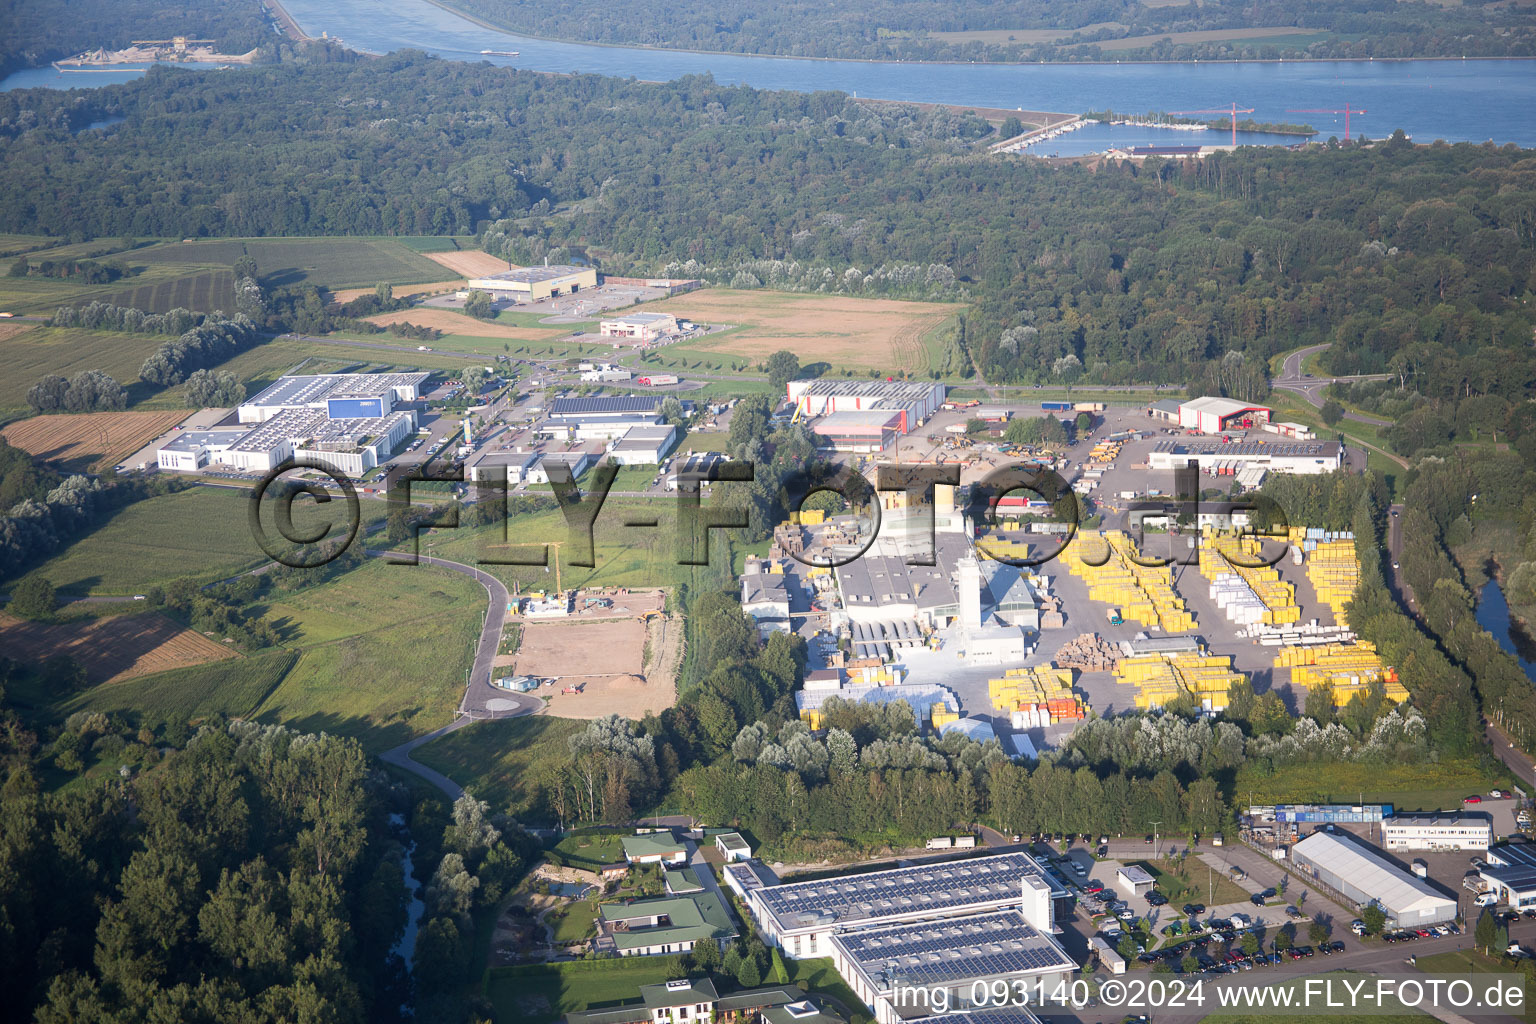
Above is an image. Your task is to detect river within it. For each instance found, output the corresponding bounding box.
[1477,580,1536,684]
[4,0,1535,150]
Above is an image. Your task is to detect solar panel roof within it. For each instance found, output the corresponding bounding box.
[836,911,1074,989]
[1484,843,1536,892]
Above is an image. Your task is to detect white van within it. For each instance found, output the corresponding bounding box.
[1476,892,1499,907]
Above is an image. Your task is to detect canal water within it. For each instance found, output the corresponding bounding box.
[1477,580,1536,684]
[3,0,1533,149]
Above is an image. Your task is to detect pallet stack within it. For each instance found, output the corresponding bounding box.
[1115,648,1244,712]
[1298,531,1360,629]
[1198,532,1302,627]
[1276,641,1409,707]
[1060,531,1196,633]
[1055,633,1120,672]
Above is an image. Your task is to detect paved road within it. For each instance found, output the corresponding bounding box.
[378,718,473,799]
[1271,343,1393,425]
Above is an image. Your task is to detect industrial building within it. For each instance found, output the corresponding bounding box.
[238,372,428,423]
[811,409,904,453]
[606,424,679,465]
[549,396,664,421]
[465,264,597,302]
[741,561,792,636]
[1147,398,1183,423]
[1291,831,1457,927]
[795,681,959,731]
[600,312,680,342]
[158,405,415,475]
[1381,813,1492,852]
[1480,844,1536,909]
[1177,396,1272,434]
[744,851,1062,961]
[829,911,1075,1024]
[1147,439,1344,475]
[786,379,946,429]
[1247,804,1393,824]
[1116,865,1155,899]
[598,891,737,956]
[465,448,540,484]
[527,450,595,484]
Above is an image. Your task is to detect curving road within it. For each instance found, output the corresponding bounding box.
[1271,343,1393,425]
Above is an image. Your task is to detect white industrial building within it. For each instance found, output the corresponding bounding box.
[549,396,663,421]
[744,851,1062,961]
[158,405,415,475]
[600,312,680,342]
[465,264,597,302]
[1381,813,1492,852]
[1116,865,1155,899]
[829,911,1075,1024]
[741,564,792,637]
[1291,831,1457,927]
[527,450,595,484]
[1147,439,1344,475]
[786,379,945,432]
[606,424,679,465]
[1177,396,1272,434]
[1480,844,1536,909]
[465,448,541,484]
[238,372,427,423]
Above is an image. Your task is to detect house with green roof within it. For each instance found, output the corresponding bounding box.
[623,831,689,866]
[598,890,738,957]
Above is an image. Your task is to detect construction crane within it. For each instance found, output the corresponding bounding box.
[1286,104,1366,141]
[1168,103,1255,147]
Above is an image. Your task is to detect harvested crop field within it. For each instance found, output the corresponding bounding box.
[364,308,557,340]
[425,250,512,277]
[329,280,464,304]
[0,321,37,343]
[637,289,957,374]
[1,409,189,471]
[0,610,237,685]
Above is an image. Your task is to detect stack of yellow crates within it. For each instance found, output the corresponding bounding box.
[930,704,960,728]
[1060,531,1196,633]
[1198,531,1302,626]
[1115,648,1243,711]
[988,666,1074,708]
[976,534,1033,563]
[1277,641,1409,707]
[1305,537,1361,629]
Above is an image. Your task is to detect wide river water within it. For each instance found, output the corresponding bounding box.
[4,0,1535,151]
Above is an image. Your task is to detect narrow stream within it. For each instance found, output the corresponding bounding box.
[390,812,427,967]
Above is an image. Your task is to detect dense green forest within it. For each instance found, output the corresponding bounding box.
[0,0,274,76]
[436,0,1535,61]
[1,54,1531,407]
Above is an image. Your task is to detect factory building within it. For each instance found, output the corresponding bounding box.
[1381,813,1492,852]
[465,449,540,484]
[795,682,958,732]
[465,264,597,302]
[1147,398,1183,423]
[238,372,427,423]
[1177,396,1272,434]
[1291,832,1457,927]
[549,396,664,421]
[526,451,595,484]
[159,405,415,476]
[1147,439,1344,476]
[1480,844,1536,909]
[600,312,680,342]
[786,379,945,428]
[606,424,679,465]
[829,911,1075,1024]
[744,852,1062,961]
[811,409,904,453]
[742,564,792,636]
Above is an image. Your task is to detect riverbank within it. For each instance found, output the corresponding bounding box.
[262,0,314,43]
[1454,523,1536,655]
[417,0,1535,68]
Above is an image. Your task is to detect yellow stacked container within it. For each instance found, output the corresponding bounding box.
[1306,538,1361,629]
[1276,641,1407,708]
[1198,531,1302,626]
[1115,648,1243,710]
[1060,531,1196,634]
[930,705,960,728]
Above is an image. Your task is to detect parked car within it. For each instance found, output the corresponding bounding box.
[1351,919,1367,935]
[1147,893,1169,907]
[1259,887,1278,899]
[1466,795,1483,804]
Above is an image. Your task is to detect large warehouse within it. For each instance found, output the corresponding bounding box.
[829,911,1075,1024]
[238,372,428,423]
[1480,844,1536,909]
[1381,813,1492,852]
[1147,438,1344,475]
[745,851,1062,961]
[465,264,597,302]
[786,379,946,428]
[1177,396,1272,433]
[600,312,679,342]
[811,409,903,453]
[1291,832,1457,927]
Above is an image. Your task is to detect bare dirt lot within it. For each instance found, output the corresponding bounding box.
[509,615,677,719]
[2,409,190,471]
[0,610,237,685]
[363,308,559,340]
[635,289,957,374]
[329,280,464,304]
[425,250,513,277]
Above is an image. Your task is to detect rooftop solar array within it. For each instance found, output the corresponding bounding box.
[837,911,1075,989]
[475,265,589,284]
[244,372,427,409]
[755,852,1051,932]
[549,396,663,418]
[916,1007,1045,1024]
[1484,843,1536,891]
[1152,439,1342,458]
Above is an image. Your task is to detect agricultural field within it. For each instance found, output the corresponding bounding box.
[0,262,200,316]
[251,604,480,752]
[417,718,586,816]
[0,610,236,685]
[1,409,189,472]
[55,648,298,724]
[0,326,184,418]
[424,249,513,277]
[101,268,235,314]
[363,308,561,341]
[329,280,462,304]
[1233,756,1511,813]
[128,237,451,290]
[628,289,961,375]
[26,486,276,593]
[0,234,55,257]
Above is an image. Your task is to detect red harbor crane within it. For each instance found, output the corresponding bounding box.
[1286,104,1367,141]
[1168,103,1255,147]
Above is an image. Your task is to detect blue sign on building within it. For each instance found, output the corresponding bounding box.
[327,396,386,419]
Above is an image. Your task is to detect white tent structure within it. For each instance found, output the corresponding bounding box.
[1291,832,1457,927]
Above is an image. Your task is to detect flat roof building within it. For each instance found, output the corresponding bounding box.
[563,980,820,1024]
[716,832,752,862]
[1382,813,1492,852]
[599,891,737,957]
[1148,439,1343,476]
[829,911,1075,1024]
[1479,843,1536,909]
[549,396,664,421]
[608,424,679,466]
[466,264,597,302]
[465,448,540,484]
[1116,865,1155,899]
[786,379,945,429]
[526,450,595,484]
[238,372,427,423]
[1291,831,1457,927]
[601,312,680,342]
[811,410,903,453]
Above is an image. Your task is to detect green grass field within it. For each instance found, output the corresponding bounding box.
[546,901,600,945]
[0,326,175,418]
[128,237,450,290]
[485,957,686,1024]
[785,957,873,1024]
[57,648,298,724]
[548,830,626,869]
[1414,950,1533,1024]
[1140,857,1249,907]
[1233,757,1512,812]
[412,716,585,817]
[0,263,199,316]
[253,558,483,646]
[0,234,55,257]
[251,601,480,753]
